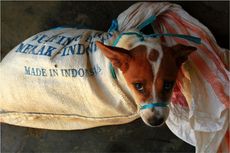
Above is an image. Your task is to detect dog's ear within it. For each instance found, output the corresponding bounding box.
[167,44,197,67]
[96,41,131,72]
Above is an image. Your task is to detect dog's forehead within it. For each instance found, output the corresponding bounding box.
[141,38,163,56]
[115,33,164,81]
[116,33,163,54]
[116,32,164,73]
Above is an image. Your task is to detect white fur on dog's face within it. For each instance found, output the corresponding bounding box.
[97,30,196,127]
[115,35,173,127]
[140,105,169,127]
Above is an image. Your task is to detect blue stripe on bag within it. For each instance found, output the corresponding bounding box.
[109,32,201,80]
[108,20,119,32]
[146,33,201,44]
[108,15,201,80]
[137,16,156,30]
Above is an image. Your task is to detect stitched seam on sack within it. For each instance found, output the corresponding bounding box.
[1,111,139,121]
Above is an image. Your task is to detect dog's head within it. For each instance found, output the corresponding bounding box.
[96,32,196,127]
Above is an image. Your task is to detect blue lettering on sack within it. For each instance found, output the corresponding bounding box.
[16,43,56,57]
[15,43,31,54]
[16,32,114,57]
[61,44,85,56]
[60,65,101,77]
[86,42,97,53]
[56,35,67,45]
[24,66,48,76]
[37,35,48,43]
[24,64,102,78]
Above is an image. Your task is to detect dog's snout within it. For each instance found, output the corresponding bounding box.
[140,106,169,127]
[147,117,165,127]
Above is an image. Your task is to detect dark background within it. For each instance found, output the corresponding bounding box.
[1,1,229,153]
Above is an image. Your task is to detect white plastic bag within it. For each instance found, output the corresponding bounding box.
[116,2,229,153]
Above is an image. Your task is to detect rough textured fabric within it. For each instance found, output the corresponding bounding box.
[116,2,229,153]
[0,28,139,130]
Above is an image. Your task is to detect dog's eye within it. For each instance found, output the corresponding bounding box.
[133,83,144,93]
[163,81,174,91]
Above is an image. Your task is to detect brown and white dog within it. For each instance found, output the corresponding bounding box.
[96,31,196,127]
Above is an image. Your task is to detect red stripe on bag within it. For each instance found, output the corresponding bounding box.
[157,17,230,108]
[172,83,189,107]
[174,70,189,107]
[164,11,229,81]
[217,145,222,153]
[163,11,229,82]
[191,54,230,108]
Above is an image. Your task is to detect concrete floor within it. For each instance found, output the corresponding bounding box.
[1,1,229,153]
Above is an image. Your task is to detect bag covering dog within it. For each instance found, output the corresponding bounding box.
[116,2,229,153]
[0,2,229,153]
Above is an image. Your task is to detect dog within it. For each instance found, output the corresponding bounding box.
[96,29,196,127]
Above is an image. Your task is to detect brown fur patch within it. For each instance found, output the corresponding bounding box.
[123,45,154,103]
[154,44,196,102]
[154,46,179,102]
[148,49,159,61]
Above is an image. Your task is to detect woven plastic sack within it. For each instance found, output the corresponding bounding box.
[0,28,140,130]
[116,2,229,153]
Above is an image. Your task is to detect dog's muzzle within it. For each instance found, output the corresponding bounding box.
[140,102,169,127]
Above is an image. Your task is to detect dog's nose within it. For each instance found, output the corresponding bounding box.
[147,117,165,127]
